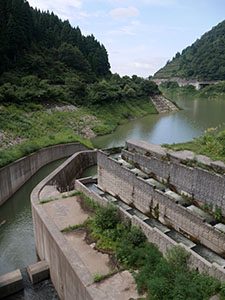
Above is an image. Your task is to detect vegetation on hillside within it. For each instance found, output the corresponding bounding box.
[160,80,225,100]
[0,97,156,167]
[154,20,225,80]
[0,0,159,106]
[0,0,160,166]
[66,196,224,300]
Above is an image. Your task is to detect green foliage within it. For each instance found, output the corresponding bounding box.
[166,246,190,272]
[95,205,120,231]
[0,0,110,78]
[61,223,87,233]
[155,20,225,80]
[125,226,146,247]
[93,273,105,283]
[214,206,222,222]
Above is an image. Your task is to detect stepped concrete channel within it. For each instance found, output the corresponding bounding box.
[30,141,225,299]
[150,94,179,113]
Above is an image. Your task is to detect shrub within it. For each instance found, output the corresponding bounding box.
[94,205,119,231]
[125,226,146,247]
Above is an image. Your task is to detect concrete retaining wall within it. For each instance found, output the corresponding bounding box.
[75,178,225,282]
[0,143,87,206]
[31,150,112,300]
[123,140,225,214]
[97,151,225,255]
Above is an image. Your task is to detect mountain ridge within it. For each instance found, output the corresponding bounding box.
[154,20,225,81]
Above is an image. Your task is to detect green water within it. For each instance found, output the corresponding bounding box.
[0,159,65,276]
[93,96,225,148]
[1,95,225,278]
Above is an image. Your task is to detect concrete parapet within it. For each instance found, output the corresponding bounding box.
[27,260,49,284]
[0,269,23,299]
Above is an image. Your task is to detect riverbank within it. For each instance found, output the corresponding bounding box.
[0,97,157,167]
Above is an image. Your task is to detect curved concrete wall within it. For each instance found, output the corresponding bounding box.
[0,143,87,206]
[31,150,102,300]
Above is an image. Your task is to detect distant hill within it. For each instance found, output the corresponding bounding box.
[154,20,225,81]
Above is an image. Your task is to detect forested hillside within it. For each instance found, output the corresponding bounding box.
[0,0,160,166]
[0,0,110,78]
[154,20,225,80]
[0,0,159,106]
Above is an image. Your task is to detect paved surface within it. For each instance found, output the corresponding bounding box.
[65,231,110,275]
[91,271,141,300]
[40,185,60,200]
[44,197,89,231]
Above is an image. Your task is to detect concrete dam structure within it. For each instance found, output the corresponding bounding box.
[31,141,225,299]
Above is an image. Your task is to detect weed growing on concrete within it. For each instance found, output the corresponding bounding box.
[40,197,58,204]
[61,222,88,233]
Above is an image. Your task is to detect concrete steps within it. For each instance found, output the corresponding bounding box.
[151,95,178,113]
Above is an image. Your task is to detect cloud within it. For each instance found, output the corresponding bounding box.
[142,0,177,6]
[111,57,169,77]
[28,0,85,20]
[110,6,139,19]
[28,0,82,11]
[108,21,140,36]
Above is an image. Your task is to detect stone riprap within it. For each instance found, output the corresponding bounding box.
[75,177,225,283]
[0,143,87,206]
[97,150,225,255]
[123,140,225,214]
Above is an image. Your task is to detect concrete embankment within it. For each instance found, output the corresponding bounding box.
[0,143,87,206]
[31,150,99,300]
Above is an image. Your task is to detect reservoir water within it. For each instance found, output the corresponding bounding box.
[93,96,225,148]
[1,95,225,298]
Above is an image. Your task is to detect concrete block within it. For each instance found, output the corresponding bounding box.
[0,269,23,299]
[27,260,49,284]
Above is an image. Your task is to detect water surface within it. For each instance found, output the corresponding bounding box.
[93,97,225,148]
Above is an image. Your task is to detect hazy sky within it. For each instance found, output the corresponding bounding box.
[28,0,225,77]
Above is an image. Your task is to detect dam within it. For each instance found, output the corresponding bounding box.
[29,140,225,299]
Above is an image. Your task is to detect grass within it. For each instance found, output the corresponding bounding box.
[61,223,87,233]
[165,128,225,163]
[0,97,157,167]
[88,97,157,135]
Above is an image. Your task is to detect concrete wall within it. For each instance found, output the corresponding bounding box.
[31,150,112,300]
[97,151,225,255]
[0,143,87,206]
[123,140,225,214]
[75,178,225,283]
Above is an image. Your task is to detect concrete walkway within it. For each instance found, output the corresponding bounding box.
[42,194,140,299]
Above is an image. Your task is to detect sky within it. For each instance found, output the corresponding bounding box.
[28,0,225,78]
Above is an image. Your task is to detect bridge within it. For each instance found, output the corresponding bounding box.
[153,77,219,90]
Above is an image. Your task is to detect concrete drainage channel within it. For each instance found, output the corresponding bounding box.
[0,261,52,299]
[82,179,225,271]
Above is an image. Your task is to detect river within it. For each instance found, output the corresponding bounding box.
[1,95,225,298]
[93,96,225,148]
